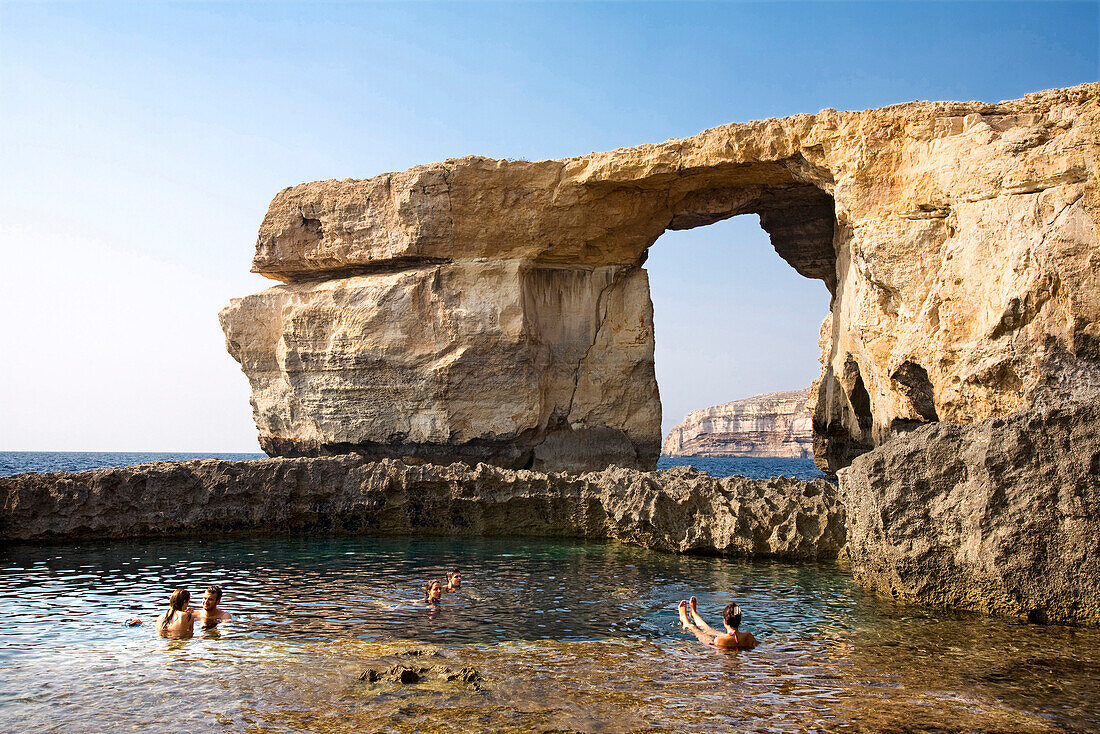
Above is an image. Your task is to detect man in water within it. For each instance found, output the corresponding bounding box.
[678,596,757,650]
[444,569,462,592]
[193,585,231,629]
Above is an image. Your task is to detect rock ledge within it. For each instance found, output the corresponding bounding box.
[1,458,843,559]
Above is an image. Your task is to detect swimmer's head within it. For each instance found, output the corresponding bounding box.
[425,580,443,603]
[203,585,223,611]
[722,602,742,631]
[169,588,190,611]
[446,569,462,587]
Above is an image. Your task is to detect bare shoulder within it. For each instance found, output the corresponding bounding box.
[714,632,757,650]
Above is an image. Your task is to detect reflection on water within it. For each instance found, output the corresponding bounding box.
[1,536,1097,733]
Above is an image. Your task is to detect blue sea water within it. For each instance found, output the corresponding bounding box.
[656,455,828,481]
[0,451,268,478]
[1,451,827,480]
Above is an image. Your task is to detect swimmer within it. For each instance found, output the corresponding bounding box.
[424,580,443,606]
[444,569,462,592]
[677,595,757,650]
[155,588,196,637]
[193,585,231,629]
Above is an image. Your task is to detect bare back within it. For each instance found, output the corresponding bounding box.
[714,630,756,650]
[156,608,195,635]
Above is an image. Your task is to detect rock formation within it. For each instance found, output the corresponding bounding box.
[0,458,844,559]
[222,84,1100,473]
[662,389,813,458]
[840,399,1100,625]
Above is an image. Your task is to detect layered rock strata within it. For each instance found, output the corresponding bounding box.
[840,399,1100,625]
[663,389,813,458]
[0,458,843,559]
[222,84,1100,473]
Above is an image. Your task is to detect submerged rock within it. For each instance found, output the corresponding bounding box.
[357,663,483,687]
[840,399,1100,625]
[0,458,843,559]
[387,665,422,684]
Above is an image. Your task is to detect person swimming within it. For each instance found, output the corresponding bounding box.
[424,580,443,606]
[678,595,757,650]
[194,585,232,629]
[444,569,462,592]
[155,588,196,637]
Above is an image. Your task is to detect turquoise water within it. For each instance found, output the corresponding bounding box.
[1,535,1097,733]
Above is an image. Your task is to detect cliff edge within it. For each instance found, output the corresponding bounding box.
[663,389,813,458]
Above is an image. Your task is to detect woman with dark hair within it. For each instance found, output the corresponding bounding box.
[424,580,444,606]
[155,588,196,636]
[677,595,756,650]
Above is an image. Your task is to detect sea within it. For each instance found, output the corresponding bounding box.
[0,451,828,481]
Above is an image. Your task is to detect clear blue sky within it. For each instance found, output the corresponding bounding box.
[1,2,1096,450]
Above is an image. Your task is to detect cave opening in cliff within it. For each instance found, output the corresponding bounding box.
[646,193,835,463]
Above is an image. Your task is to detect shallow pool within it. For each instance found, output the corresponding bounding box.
[1,535,1097,732]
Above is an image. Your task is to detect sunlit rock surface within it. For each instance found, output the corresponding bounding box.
[0,459,843,559]
[663,389,813,458]
[223,84,1100,473]
[840,399,1100,625]
[221,263,659,471]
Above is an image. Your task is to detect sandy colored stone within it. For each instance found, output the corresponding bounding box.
[663,389,813,458]
[225,84,1100,472]
[221,262,659,471]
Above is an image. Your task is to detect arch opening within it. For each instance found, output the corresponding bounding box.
[647,183,837,467]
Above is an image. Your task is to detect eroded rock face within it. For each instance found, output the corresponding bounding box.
[223,84,1100,472]
[0,458,844,559]
[663,389,813,458]
[221,263,659,471]
[840,399,1100,625]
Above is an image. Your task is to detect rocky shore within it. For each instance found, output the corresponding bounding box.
[841,398,1100,625]
[0,458,844,559]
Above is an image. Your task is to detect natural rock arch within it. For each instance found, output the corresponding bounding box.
[222,84,1100,473]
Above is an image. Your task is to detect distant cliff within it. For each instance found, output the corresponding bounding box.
[663,389,813,458]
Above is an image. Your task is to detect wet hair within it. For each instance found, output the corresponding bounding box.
[159,588,190,629]
[423,580,442,602]
[205,585,223,603]
[722,602,742,630]
[447,569,461,580]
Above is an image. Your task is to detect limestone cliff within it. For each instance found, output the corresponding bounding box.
[663,389,813,458]
[222,84,1100,473]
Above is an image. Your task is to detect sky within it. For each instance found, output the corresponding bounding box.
[1,1,1096,451]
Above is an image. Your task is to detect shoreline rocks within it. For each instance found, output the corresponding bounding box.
[840,399,1100,625]
[0,458,844,560]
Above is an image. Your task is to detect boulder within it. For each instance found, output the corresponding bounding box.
[840,399,1100,625]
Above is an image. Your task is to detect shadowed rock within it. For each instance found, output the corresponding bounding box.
[0,458,843,559]
[840,399,1100,625]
